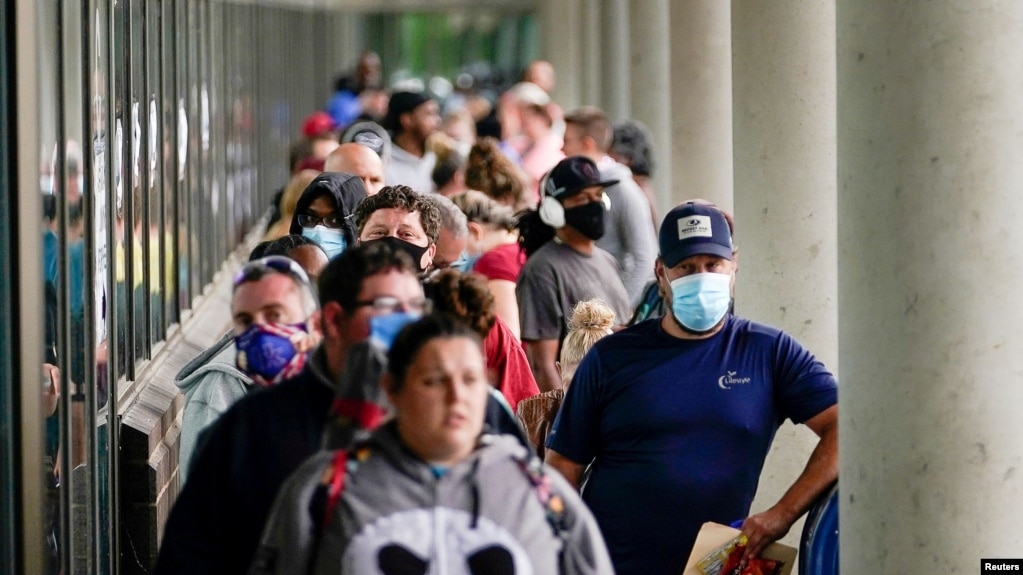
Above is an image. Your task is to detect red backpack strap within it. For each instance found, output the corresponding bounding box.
[321,450,349,530]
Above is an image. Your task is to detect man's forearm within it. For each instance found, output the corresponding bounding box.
[740,409,838,559]
[771,423,838,523]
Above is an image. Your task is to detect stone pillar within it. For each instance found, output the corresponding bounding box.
[538,0,582,110]
[731,0,838,551]
[628,0,672,215]
[580,0,602,104]
[838,2,1023,571]
[600,0,629,120]
[668,1,733,212]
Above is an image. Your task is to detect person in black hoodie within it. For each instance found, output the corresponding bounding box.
[155,242,426,575]
[289,172,367,260]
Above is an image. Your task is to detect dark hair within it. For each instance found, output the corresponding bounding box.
[464,138,526,209]
[353,185,442,244]
[249,240,274,261]
[387,314,482,392]
[317,242,416,310]
[431,145,465,190]
[423,269,496,339]
[263,234,323,258]
[516,209,556,257]
[564,106,613,152]
[611,120,655,177]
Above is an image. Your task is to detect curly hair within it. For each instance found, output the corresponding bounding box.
[353,184,442,244]
[464,137,527,209]
[422,269,497,340]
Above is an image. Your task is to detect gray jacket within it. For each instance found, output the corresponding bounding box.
[175,332,252,481]
[250,422,613,575]
[596,157,658,306]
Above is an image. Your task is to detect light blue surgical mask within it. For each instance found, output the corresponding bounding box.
[669,272,732,332]
[302,225,347,259]
[452,250,481,273]
[369,311,421,350]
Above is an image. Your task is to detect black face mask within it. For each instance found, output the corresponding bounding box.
[362,236,430,272]
[563,201,606,241]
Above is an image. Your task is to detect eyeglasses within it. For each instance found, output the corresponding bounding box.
[353,296,432,315]
[297,213,346,229]
[234,255,312,289]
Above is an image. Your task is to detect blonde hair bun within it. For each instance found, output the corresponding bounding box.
[568,299,616,333]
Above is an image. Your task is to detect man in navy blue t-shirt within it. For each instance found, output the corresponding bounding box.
[546,201,838,575]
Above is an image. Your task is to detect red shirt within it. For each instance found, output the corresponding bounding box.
[473,242,526,283]
[484,315,539,412]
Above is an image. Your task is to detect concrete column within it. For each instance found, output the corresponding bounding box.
[731,1,838,551]
[838,2,1023,572]
[668,1,733,212]
[600,0,629,120]
[580,0,602,105]
[331,12,364,73]
[628,0,672,215]
[538,0,582,110]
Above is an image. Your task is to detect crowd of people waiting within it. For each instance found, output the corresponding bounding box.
[155,52,838,575]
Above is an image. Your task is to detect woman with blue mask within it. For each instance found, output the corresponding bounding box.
[288,172,367,260]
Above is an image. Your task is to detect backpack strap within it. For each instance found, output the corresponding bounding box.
[321,450,349,529]
[513,452,568,539]
[310,445,370,536]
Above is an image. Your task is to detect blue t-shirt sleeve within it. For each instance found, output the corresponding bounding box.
[771,331,838,424]
[545,348,603,464]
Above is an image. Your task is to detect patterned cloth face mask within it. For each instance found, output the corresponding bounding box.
[235,321,309,387]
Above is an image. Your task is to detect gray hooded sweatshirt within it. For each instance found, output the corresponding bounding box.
[595,156,658,307]
[175,332,253,481]
[250,423,614,575]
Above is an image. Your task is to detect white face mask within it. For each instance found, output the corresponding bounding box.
[668,272,732,332]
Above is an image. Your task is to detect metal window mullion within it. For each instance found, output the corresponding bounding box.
[78,0,102,572]
[156,0,168,338]
[52,0,76,573]
[123,0,137,380]
[13,0,47,571]
[139,0,153,359]
[102,0,122,569]
[170,0,184,319]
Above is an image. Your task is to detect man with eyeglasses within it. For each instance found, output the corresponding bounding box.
[157,242,426,575]
[354,184,441,273]
[288,171,368,260]
[175,254,321,482]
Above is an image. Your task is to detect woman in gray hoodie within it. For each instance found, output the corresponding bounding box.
[250,314,613,575]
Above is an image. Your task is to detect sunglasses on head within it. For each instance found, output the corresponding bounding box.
[234,255,312,289]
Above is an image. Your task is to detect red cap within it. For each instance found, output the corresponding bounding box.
[302,111,339,138]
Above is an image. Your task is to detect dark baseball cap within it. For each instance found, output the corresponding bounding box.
[384,90,434,131]
[658,202,734,267]
[541,156,618,200]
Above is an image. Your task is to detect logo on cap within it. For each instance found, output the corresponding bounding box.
[677,215,713,240]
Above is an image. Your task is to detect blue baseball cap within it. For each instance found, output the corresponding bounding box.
[658,202,734,267]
